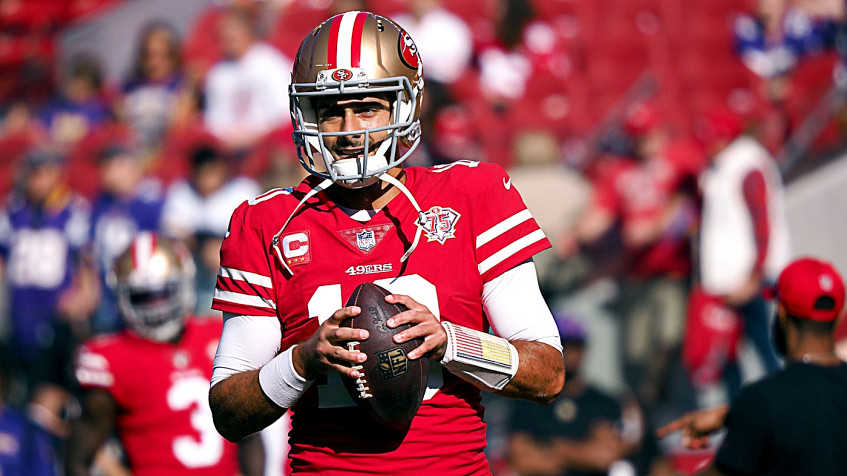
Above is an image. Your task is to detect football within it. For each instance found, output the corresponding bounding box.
[340,282,429,430]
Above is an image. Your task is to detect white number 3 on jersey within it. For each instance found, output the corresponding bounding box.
[167,376,225,468]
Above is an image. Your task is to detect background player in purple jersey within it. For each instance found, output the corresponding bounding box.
[0,148,94,439]
[88,142,165,334]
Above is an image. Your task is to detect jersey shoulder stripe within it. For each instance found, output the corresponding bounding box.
[75,338,120,389]
[476,209,534,248]
[213,288,277,310]
[218,266,273,288]
[478,229,547,274]
[248,187,294,205]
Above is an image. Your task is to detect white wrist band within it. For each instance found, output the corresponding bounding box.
[439,321,519,391]
[258,345,314,409]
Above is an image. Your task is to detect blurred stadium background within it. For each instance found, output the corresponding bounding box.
[2,0,847,474]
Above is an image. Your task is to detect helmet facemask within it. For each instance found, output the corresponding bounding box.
[291,74,422,188]
[289,12,424,188]
[112,233,196,342]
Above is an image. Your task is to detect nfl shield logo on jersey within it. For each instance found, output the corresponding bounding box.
[418,206,461,244]
[339,225,393,254]
[356,230,376,252]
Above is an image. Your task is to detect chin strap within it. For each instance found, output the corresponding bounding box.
[377,172,424,263]
[272,178,334,275]
[271,172,424,276]
[331,139,394,184]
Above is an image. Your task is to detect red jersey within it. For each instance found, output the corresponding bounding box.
[213,161,550,475]
[75,318,240,476]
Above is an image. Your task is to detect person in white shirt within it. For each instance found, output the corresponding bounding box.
[392,0,473,86]
[162,143,261,316]
[203,8,292,151]
[699,107,791,379]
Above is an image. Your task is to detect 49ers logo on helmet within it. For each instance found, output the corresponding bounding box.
[331,69,353,81]
[398,30,420,69]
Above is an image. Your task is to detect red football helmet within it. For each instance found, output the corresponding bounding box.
[111,232,195,342]
[289,11,424,187]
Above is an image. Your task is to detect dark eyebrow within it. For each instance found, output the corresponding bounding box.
[316,99,390,115]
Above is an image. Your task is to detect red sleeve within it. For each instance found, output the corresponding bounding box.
[212,200,278,317]
[473,163,551,283]
[742,169,769,273]
[74,340,125,403]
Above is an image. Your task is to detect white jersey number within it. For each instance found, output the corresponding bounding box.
[167,376,224,468]
[307,274,440,324]
[307,275,442,405]
[8,229,68,288]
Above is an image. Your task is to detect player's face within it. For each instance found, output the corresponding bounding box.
[25,164,62,203]
[316,94,392,163]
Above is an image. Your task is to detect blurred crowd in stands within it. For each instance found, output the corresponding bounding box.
[1,0,847,474]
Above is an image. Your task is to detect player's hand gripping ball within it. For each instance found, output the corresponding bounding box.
[340,283,429,430]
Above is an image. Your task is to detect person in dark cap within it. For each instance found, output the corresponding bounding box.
[657,256,847,476]
[507,315,641,476]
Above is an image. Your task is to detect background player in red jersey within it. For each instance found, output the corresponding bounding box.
[208,10,565,475]
[65,232,263,476]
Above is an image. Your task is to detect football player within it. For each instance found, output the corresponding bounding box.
[65,232,263,476]
[209,11,565,474]
[0,148,93,438]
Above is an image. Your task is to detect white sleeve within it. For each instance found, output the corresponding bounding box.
[211,312,282,387]
[482,261,563,352]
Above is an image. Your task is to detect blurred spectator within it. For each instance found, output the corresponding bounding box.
[89,143,165,334]
[161,143,260,316]
[425,103,485,164]
[66,232,263,476]
[474,0,536,104]
[506,129,592,292]
[118,21,194,158]
[0,347,57,476]
[392,0,473,86]
[184,0,292,77]
[458,0,536,167]
[698,106,791,379]
[0,103,42,198]
[0,149,93,438]
[467,0,575,165]
[203,7,292,153]
[734,0,837,82]
[681,288,745,405]
[562,101,697,415]
[507,316,641,476]
[657,257,847,475]
[733,0,841,152]
[35,55,113,151]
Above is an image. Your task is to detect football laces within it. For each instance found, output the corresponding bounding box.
[347,341,373,399]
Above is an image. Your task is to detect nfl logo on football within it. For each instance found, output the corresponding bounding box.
[357,230,376,252]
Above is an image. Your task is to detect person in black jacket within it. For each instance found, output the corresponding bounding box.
[658,256,847,476]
